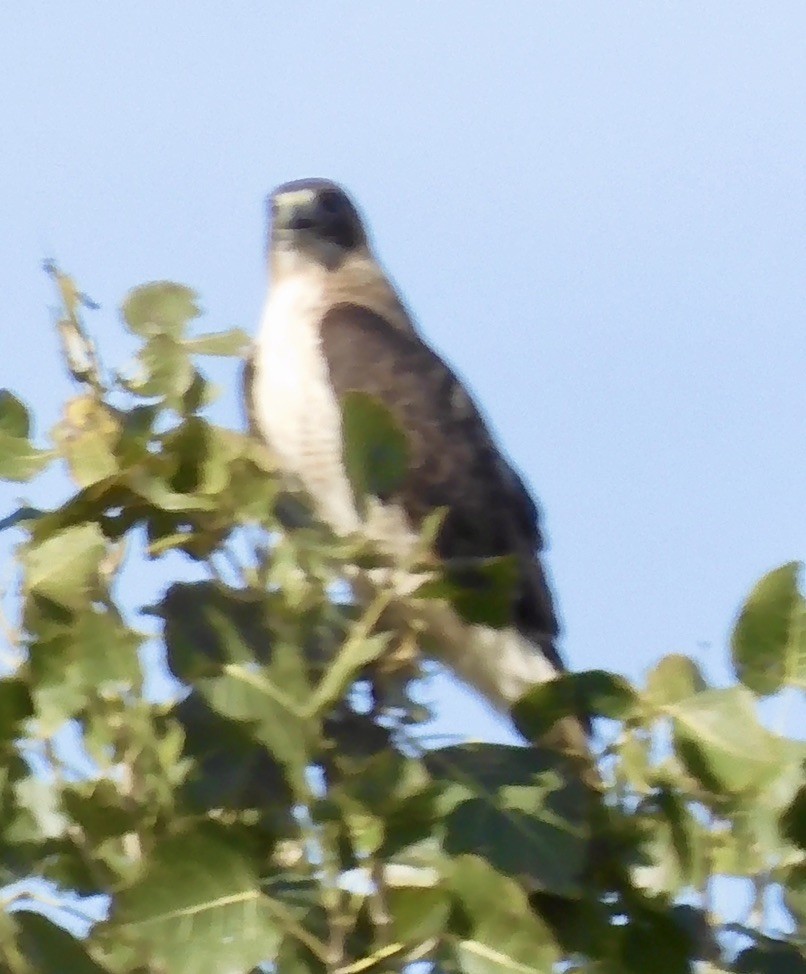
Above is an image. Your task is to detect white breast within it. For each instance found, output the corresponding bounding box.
[254,274,361,535]
[254,273,560,720]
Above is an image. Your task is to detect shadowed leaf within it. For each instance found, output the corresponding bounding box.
[14,911,108,974]
[341,391,409,512]
[427,743,590,895]
[513,669,637,739]
[416,555,521,628]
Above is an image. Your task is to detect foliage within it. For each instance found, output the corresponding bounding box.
[0,275,803,973]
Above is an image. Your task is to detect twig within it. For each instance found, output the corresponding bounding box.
[44,261,105,394]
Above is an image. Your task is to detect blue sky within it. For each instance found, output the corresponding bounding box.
[1,6,803,751]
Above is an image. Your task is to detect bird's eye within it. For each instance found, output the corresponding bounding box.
[318,191,342,215]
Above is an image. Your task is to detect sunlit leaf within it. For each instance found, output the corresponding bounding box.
[52,395,120,487]
[668,687,791,793]
[632,789,706,895]
[122,282,200,338]
[0,390,52,480]
[731,562,804,695]
[385,884,450,950]
[125,334,196,404]
[163,418,234,496]
[23,523,106,611]
[8,775,68,843]
[645,654,708,706]
[309,632,389,715]
[112,827,283,974]
[126,468,215,511]
[449,855,558,973]
[185,328,250,356]
[0,390,31,438]
[0,430,53,482]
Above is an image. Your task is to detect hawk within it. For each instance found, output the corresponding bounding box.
[245,178,569,724]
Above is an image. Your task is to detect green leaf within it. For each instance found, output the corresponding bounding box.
[52,395,120,487]
[385,884,450,949]
[734,938,806,974]
[309,631,389,715]
[668,687,791,793]
[0,390,31,438]
[14,911,108,974]
[23,523,106,611]
[163,418,234,496]
[8,774,68,843]
[127,468,215,511]
[632,789,706,895]
[513,670,637,739]
[341,391,409,511]
[618,731,652,791]
[115,403,159,466]
[645,654,708,706]
[0,429,53,482]
[122,281,200,338]
[111,827,283,974]
[126,334,196,404]
[184,328,250,356]
[176,694,295,836]
[427,743,590,895]
[416,555,521,628]
[62,778,143,841]
[0,679,33,747]
[731,561,804,695]
[783,862,806,926]
[0,390,52,481]
[226,456,281,524]
[449,855,558,973]
[67,607,143,688]
[160,583,314,788]
[617,902,695,974]
[180,368,216,414]
[781,785,806,851]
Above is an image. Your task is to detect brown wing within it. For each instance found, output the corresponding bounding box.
[320,302,563,671]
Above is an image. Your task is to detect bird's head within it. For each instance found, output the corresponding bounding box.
[267,178,369,273]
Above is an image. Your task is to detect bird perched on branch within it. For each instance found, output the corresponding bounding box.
[245,178,577,740]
